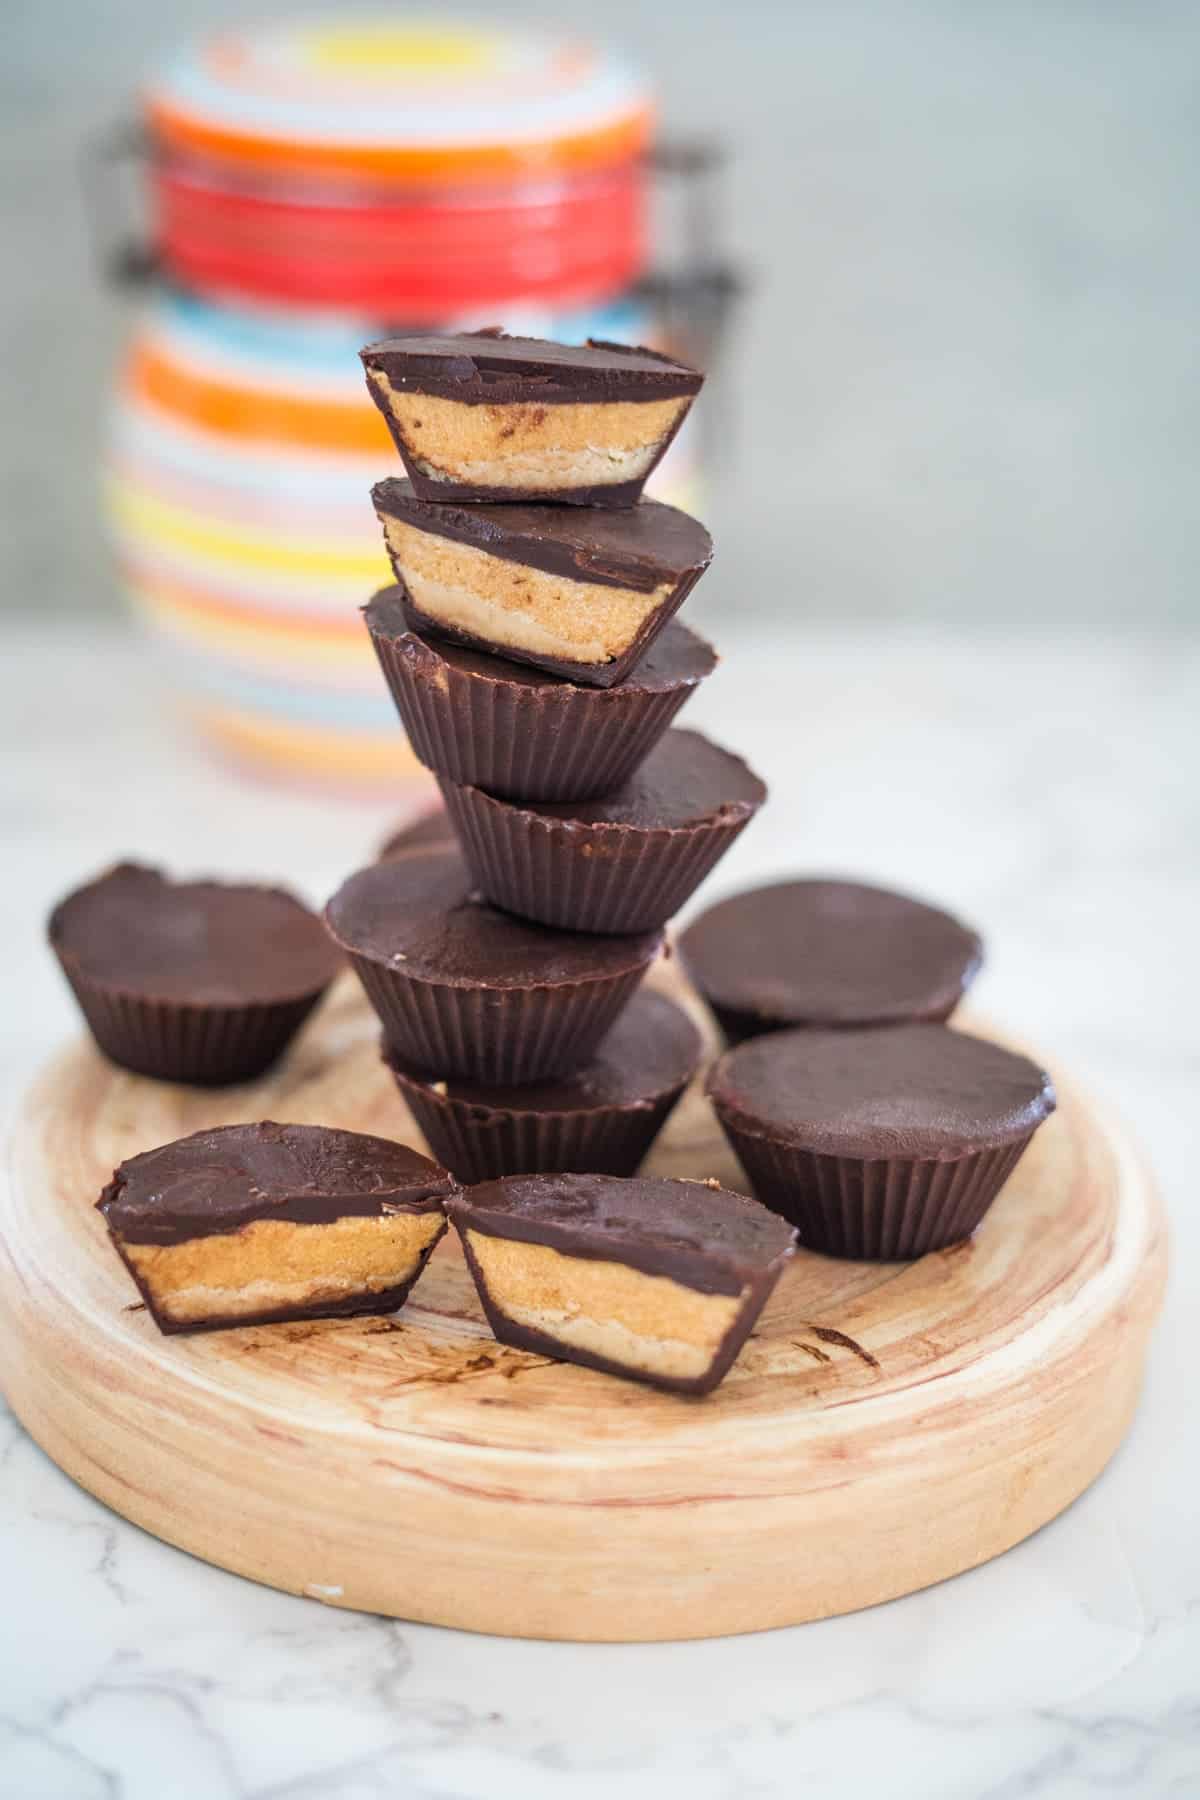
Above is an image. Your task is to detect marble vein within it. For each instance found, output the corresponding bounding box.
[1,622,1198,1799]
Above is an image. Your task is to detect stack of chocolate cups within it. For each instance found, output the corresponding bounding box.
[328,332,767,1183]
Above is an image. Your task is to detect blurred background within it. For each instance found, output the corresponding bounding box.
[3,0,1197,1057]
[3,9,1200,1786]
[6,0,1198,642]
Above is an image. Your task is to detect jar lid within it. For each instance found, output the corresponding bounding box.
[146,19,654,186]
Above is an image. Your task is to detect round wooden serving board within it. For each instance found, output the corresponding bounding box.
[0,968,1166,1641]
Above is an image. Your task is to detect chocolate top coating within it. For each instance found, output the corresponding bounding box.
[679,878,983,1028]
[386,989,701,1113]
[48,863,339,1004]
[709,1024,1055,1160]
[326,848,662,988]
[503,729,766,832]
[449,1171,795,1295]
[365,586,717,695]
[373,478,713,593]
[361,330,702,405]
[99,1121,455,1245]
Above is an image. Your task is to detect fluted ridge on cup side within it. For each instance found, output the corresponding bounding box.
[388,1063,687,1184]
[370,630,697,803]
[60,971,324,1086]
[716,1122,1034,1260]
[439,779,758,935]
[348,952,649,1085]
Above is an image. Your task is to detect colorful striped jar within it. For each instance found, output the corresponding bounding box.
[103,20,706,786]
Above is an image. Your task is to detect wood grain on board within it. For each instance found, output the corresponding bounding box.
[0,967,1166,1640]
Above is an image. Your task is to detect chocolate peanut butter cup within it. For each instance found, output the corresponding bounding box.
[372,477,712,688]
[365,586,717,802]
[48,863,339,1085]
[439,727,767,935]
[362,330,702,508]
[98,1121,456,1334]
[325,847,662,1084]
[384,989,702,1184]
[708,1024,1055,1260]
[449,1172,796,1394]
[679,878,983,1042]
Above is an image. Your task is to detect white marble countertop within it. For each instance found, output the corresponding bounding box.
[2,623,1198,1799]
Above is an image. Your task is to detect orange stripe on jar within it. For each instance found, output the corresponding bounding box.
[121,562,371,642]
[193,706,425,785]
[147,100,654,188]
[130,344,393,454]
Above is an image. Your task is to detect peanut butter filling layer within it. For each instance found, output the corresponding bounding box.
[466,1230,747,1381]
[370,373,685,491]
[382,518,671,667]
[122,1211,444,1326]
